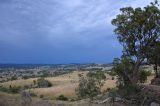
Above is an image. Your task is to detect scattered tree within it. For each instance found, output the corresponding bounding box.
[76,71,106,100]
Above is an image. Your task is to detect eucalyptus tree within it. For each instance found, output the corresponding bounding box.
[112,1,160,84]
[147,41,160,78]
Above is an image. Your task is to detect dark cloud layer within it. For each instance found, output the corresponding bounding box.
[0,0,152,63]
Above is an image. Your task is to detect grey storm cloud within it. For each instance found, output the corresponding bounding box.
[0,0,153,63]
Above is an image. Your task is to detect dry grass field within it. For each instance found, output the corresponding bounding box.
[0,69,156,106]
[0,71,117,99]
[0,69,155,100]
[0,91,129,106]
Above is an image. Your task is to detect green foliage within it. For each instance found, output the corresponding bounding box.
[22,75,30,80]
[0,86,21,94]
[0,86,9,93]
[76,71,106,100]
[23,85,30,89]
[33,80,36,85]
[117,84,140,99]
[147,42,160,77]
[125,84,139,97]
[108,88,117,103]
[40,94,44,98]
[70,98,75,102]
[112,2,160,58]
[30,92,37,97]
[10,76,17,81]
[139,70,151,83]
[112,77,115,80]
[107,87,111,90]
[40,70,51,77]
[52,71,72,77]
[87,71,106,81]
[112,1,160,84]
[56,95,68,101]
[113,56,134,87]
[113,56,151,87]
[106,70,116,76]
[8,86,21,93]
[76,77,100,100]
[37,78,52,88]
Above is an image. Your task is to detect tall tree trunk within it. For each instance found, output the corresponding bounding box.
[131,58,143,84]
[154,64,158,78]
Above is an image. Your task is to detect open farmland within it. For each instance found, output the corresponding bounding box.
[0,70,154,100]
[0,71,117,99]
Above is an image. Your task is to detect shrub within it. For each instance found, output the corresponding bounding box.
[9,86,21,93]
[23,85,30,89]
[40,94,44,98]
[76,71,106,100]
[56,95,68,101]
[22,75,29,79]
[33,80,36,85]
[118,84,140,98]
[139,70,151,83]
[30,92,37,97]
[112,77,115,80]
[108,88,117,105]
[70,98,75,102]
[107,88,111,91]
[37,78,52,88]
[0,86,21,94]
[0,86,9,92]
[10,76,17,81]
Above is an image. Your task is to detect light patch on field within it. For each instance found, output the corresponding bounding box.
[0,78,38,87]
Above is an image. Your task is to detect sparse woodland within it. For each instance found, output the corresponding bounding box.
[0,1,160,106]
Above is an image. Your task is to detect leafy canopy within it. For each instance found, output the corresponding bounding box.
[112,1,160,84]
[112,1,160,62]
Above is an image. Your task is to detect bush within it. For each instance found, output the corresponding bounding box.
[9,86,21,93]
[0,86,21,94]
[112,77,115,80]
[22,75,30,79]
[23,85,30,89]
[118,84,140,98]
[40,94,44,98]
[0,86,9,92]
[107,88,111,91]
[30,92,37,97]
[108,88,117,104]
[70,98,75,102]
[11,76,17,81]
[76,71,107,100]
[139,70,151,83]
[56,95,68,101]
[106,70,116,76]
[37,78,52,88]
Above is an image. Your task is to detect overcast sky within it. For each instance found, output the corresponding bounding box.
[0,0,153,64]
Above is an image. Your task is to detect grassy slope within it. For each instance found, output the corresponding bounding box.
[0,70,154,100]
[0,71,117,99]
